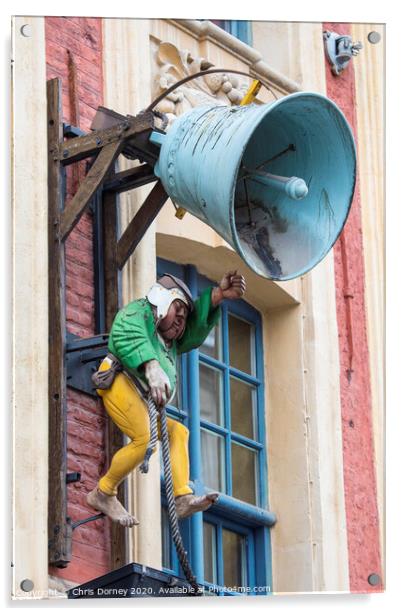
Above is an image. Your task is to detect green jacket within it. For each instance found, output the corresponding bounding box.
[109,286,221,391]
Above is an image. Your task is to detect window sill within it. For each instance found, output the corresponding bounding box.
[191,482,277,528]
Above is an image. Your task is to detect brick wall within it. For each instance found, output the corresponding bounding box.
[45,17,111,584]
[323,22,383,593]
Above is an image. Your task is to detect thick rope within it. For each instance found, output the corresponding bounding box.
[141,394,202,595]
[138,393,159,473]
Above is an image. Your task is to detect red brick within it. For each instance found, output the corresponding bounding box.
[66,305,93,326]
[67,500,101,520]
[67,250,93,268]
[46,25,101,59]
[74,85,102,112]
[46,15,107,584]
[78,78,104,100]
[62,17,103,50]
[69,405,104,426]
[67,452,99,474]
[67,324,90,338]
[46,62,68,81]
[78,459,105,482]
[68,437,105,460]
[66,276,95,300]
[66,321,94,337]
[66,557,109,584]
[324,21,383,593]
[66,260,94,284]
[68,421,105,446]
[71,538,109,562]
[70,463,105,486]
[68,410,105,428]
[68,225,93,245]
[74,529,108,551]
[66,289,80,307]
[46,39,70,65]
[65,245,93,267]
[67,388,99,409]
[81,299,95,314]
[77,103,99,127]
[66,233,93,253]
[77,212,94,232]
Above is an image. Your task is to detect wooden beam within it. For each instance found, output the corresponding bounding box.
[103,163,156,194]
[102,188,128,569]
[116,180,169,270]
[102,190,120,335]
[47,78,69,567]
[60,141,123,242]
[57,112,155,164]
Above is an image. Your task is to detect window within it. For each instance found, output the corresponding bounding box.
[158,259,273,595]
[209,20,253,46]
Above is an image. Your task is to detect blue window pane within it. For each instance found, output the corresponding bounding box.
[201,428,226,492]
[161,506,171,570]
[230,376,257,439]
[203,522,218,584]
[228,313,255,375]
[222,528,247,588]
[199,363,224,426]
[199,322,222,360]
[231,442,258,505]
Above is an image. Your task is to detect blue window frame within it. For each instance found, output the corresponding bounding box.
[157,259,273,595]
[209,20,253,46]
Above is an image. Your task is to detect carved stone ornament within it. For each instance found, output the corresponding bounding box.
[152,41,249,127]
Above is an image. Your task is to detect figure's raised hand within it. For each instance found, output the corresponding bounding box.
[211,271,246,306]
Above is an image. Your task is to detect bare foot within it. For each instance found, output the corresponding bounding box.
[87,487,139,527]
[175,492,219,519]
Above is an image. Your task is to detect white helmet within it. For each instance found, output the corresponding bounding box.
[146,273,194,320]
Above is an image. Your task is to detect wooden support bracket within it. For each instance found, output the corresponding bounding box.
[47,78,69,568]
[116,180,169,270]
[104,163,156,194]
[56,111,155,164]
[46,76,169,571]
[60,141,123,241]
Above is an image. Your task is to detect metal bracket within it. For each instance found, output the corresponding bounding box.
[72,512,105,530]
[66,333,109,397]
[323,31,363,75]
[66,471,81,484]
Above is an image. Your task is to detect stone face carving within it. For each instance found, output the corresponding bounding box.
[152,41,248,126]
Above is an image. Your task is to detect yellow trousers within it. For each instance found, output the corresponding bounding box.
[97,361,193,498]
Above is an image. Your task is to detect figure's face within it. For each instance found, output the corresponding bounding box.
[158,299,189,341]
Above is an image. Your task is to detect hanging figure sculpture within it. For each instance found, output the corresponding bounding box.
[87,270,246,527]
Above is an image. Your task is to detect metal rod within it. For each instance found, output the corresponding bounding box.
[241,169,308,201]
[72,513,105,530]
[146,68,278,112]
[255,144,296,169]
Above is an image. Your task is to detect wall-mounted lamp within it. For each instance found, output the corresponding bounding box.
[323,31,363,76]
